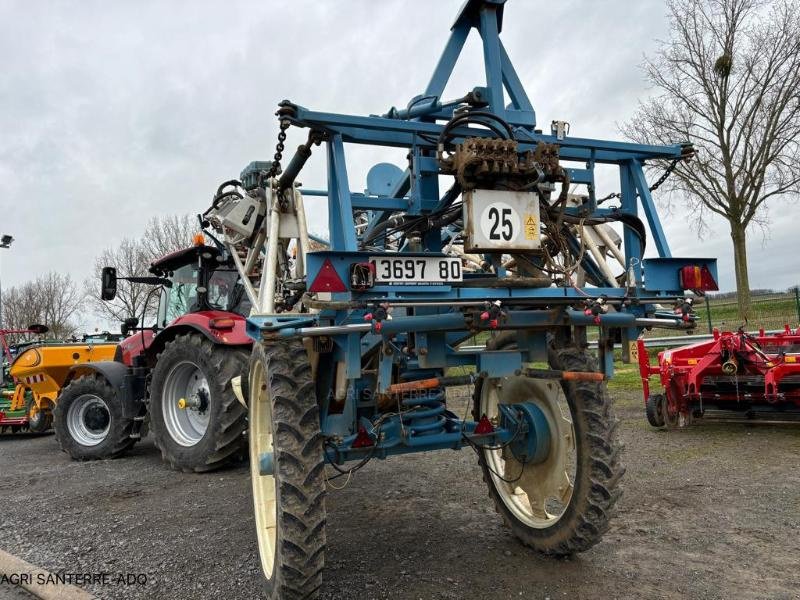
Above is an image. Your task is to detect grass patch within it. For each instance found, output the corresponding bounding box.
[607,362,642,393]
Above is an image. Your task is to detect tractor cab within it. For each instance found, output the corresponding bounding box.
[149,244,251,327]
[109,242,253,367]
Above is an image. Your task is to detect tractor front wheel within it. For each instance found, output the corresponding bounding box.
[249,340,326,600]
[474,343,623,556]
[149,334,248,472]
[54,375,136,460]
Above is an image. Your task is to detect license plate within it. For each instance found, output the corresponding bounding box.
[369,256,462,285]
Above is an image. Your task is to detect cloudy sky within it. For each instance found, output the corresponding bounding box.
[1,0,797,328]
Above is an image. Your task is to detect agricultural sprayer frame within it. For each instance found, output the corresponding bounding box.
[200,1,719,594]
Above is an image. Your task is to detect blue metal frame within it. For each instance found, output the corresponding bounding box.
[248,0,717,464]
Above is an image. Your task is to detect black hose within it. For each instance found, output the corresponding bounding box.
[438,110,514,149]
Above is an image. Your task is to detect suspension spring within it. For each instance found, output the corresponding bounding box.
[400,388,447,437]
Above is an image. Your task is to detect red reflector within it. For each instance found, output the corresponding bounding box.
[352,425,374,448]
[309,258,347,293]
[209,317,236,330]
[474,414,494,435]
[679,265,718,292]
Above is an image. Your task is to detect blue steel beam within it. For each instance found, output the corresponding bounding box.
[424,24,470,97]
[620,162,643,285]
[326,135,358,251]
[499,40,534,118]
[631,159,672,258]
[284,106,685,164]
[479,4,505,117]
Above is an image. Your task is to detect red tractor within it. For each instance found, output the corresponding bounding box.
[54,241,253,471]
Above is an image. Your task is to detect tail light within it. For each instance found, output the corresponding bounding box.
[679,265,718,293]
[309,258,347,293]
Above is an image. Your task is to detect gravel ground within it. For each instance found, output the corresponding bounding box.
[0,389,799,600]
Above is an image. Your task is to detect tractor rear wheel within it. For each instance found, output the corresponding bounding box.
[25,394,52,433]
[474,340,623,556]
[149,333,248,472]
[249,340,326,600]
[54,375,136,460]
[645,393,666,428]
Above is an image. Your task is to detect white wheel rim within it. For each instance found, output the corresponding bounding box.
[481,376,576,528]
[162,361,210,446]
[249,354,277,578]
[67,394,110,446]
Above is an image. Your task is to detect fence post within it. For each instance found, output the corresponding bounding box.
[795,287,800,324]
[705,295,713,334]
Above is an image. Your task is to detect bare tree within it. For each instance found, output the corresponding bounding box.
[3,272,82,340]
[85,238,154,325]
[624,0,800,319]
[85,215,199,327]
[140,214,198,260]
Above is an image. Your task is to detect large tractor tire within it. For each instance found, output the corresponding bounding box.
[149,333,248,473]
[249,340,326,600]
[474,336,623,556]
[54,375,137,460]
[25,393,52,434]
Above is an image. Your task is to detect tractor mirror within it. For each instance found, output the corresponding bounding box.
[101,267,117,301]
[120,316,139,337]
[27,324,49,335]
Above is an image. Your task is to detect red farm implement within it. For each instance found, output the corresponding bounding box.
[638,326,800,427]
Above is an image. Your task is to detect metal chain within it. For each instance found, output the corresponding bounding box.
[648,157,680,193]
[597,157,681,204]
[266,120,290,179]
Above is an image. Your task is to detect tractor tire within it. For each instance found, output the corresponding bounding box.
[249,340,326,600]
[148,333,248,473]
[645,394,666,428]
[25,394,52,434]
[54,375,137,460]
[474,339,623,556]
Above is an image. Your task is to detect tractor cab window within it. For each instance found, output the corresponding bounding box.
[207,268,250,317]
[161,264,199,326]
[157,263,249,327]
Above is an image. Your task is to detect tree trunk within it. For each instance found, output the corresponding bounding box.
[729,221,751,322]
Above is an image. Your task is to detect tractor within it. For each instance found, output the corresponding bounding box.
[53,240,253,471]
[197,0,719,596]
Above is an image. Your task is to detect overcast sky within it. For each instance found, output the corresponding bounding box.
[1,0,797,329]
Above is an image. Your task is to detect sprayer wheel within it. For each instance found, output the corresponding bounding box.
[249,339,326,600]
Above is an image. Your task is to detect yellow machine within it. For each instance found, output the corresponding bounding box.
[5,341,118,432]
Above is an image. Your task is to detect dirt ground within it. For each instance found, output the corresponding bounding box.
[0,388,798,600]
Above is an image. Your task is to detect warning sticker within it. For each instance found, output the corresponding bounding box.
[524,214,538,240]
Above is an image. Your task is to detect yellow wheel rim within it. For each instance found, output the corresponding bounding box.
[249,354,277,578]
